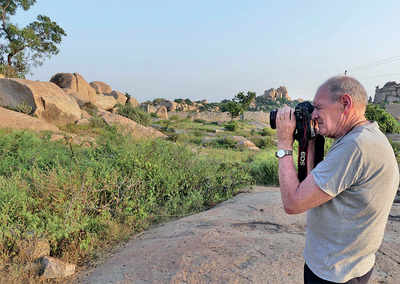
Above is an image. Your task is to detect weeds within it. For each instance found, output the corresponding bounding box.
[0,127,252,281]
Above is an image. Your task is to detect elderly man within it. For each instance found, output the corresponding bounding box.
[276,76,399,284]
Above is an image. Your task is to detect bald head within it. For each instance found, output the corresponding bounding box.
[318,76,368,113]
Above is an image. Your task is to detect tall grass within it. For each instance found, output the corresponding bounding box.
[0,128,252,281]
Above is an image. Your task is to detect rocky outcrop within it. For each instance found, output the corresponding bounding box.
[50,73,97,106]
[94,94,117,110]
[156,105,168,119]
[0,79,81,126]
[90,81,112,94]
[127,96,139,107]
[109,90,127,105]
[157,100,177,112]
[263,86,290,101]
[231,135,260,151]
[141,103,157,113]
[375,81,400,104]
[385,103,400,121]
[40,256,76,279]
[98,110,166,139]
[0,107,59,132]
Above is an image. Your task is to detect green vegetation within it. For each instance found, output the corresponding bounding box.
[0,126,252,281]
[0,0,67,78]
[116,103,152,126]
[220,91,256,120]
[365,104,400,133]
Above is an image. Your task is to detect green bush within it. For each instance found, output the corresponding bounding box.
[249,152,279,185]
[365,104,400,133]
[250,136,275,149]
[0,129,253,278]
[260,127,275,137]
[116,103,152,126]
[194,118,206,124]
[224,121,238,132]
[150,112,159,118]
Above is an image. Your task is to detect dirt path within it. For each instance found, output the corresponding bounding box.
[76,186,400,284]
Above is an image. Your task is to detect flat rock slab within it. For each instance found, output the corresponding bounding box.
[77,187,400,284]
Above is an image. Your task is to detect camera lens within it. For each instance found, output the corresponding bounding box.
[270,109,277,129]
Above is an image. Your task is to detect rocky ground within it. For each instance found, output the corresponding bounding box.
[75,187,400,284]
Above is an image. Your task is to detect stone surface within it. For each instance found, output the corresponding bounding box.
[76,187,400,283]
[0,78,81,126]
[25,239,50,261]
[50,73,97,105]
[156,105,168,119]
[76,118,90,125]
[90,81,112,94]
[40,256,75,279]
[385,103,400,121]
[126,96,139,107]
[0,106,60,132]
[93,93,117,110]
[231,135,260,151]
[375,82,400,104]
[98,110,166,139]
[109,90,127,105]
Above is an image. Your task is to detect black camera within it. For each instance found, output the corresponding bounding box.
[269,101,324,181]
[269,101,316,140]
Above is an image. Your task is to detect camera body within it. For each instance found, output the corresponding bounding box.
[269,101,316,141]
[270,101,323,182]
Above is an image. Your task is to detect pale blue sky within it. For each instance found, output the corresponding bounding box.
[15,0,400,103]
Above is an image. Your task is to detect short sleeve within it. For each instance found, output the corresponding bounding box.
[311,141,362,197]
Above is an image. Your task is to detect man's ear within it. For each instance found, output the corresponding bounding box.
[340,94,352,114]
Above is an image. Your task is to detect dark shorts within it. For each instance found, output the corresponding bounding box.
[304,263,373,284]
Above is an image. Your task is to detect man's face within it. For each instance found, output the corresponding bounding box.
[312,86,344,138]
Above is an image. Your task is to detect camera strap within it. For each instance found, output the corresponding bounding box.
[297,125,325,182]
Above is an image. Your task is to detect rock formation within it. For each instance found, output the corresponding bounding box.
[50,73,97,106]
[98,109,166,139]
[263,86,290,101]
[110,90,128,105]
[156,105,168,119]
[90,81,112,94]
[0,106,60,132]
[127,96,139,107]
[0,78,81,126]
[375,81,400,104]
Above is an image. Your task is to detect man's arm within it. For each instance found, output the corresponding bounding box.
[278,140,333,215]
[276,106,333,215]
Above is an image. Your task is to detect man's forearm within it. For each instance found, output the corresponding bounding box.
[279,140,316,213]
[278,154,300,213]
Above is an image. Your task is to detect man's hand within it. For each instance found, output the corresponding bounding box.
[276,106,296,150]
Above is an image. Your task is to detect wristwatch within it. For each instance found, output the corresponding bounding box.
[275,149,293,158]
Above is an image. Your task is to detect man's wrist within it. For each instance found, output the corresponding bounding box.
[277,143,293,151]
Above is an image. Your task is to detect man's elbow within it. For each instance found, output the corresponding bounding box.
[283,204,306,215]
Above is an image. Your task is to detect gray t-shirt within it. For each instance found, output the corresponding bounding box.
[306,122,399,283]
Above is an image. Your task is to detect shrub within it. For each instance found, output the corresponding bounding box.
[194,118,206,124]
[116,103,152,126]
[249,154,279,185]
[169,115,180,121]
[260,127,275,137]
[224,121,238,132]
[0,129,253,281]
[250,136,275,149]
[150,112,159,118]
[365,104,400,133]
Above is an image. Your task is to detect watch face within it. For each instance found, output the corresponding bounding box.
[277,149,285,158]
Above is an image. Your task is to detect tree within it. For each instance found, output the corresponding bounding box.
[223,100,242,120]
[0,0,66,78]
[365,104,400,133]
[221,91,256,120]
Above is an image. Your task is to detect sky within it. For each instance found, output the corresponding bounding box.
[12,0,400,103]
